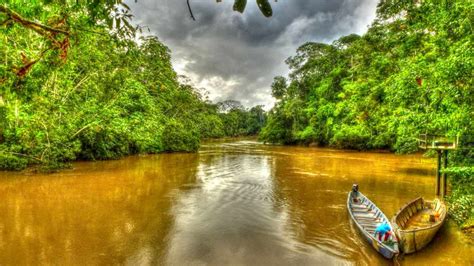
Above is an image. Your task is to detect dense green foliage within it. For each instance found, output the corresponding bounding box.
[261,1,472,152]
[445,150,474,228]
[261,0,473,227]
[217,100,266,137]
[0,2,264,170]
[445,167,473,225]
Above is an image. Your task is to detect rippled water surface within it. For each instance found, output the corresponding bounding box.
[0,139,472,265]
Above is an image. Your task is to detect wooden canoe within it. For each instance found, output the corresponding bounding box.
[391,197,446,254]
[347,190,399,259]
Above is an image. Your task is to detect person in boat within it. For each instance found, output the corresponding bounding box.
[375,222,392,242]
[350,184,360,203]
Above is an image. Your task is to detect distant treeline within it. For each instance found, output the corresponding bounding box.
[0,2,265,171]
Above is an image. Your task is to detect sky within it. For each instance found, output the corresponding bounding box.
[126,0,379,109]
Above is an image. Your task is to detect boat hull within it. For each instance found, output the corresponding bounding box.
[392,197,446,254]
[347,191,399,259]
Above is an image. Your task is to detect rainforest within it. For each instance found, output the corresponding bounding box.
[0,0,473,264]
[0,2,266,171]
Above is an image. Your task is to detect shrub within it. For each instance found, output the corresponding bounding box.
[331,124,371,150]
[162,121,200,152]
[0,153,28,171]
[444,167,474,226]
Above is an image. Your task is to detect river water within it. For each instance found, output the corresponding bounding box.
[0,139,472,265]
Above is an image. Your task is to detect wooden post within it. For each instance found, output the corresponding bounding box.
[436,150,442,196]
[443,150,448,197]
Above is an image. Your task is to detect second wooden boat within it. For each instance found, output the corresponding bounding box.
[347,185,399,259]
[391,197,446,254]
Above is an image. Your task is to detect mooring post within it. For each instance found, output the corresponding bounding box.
[443,150,448,197]
[436,150,442,196]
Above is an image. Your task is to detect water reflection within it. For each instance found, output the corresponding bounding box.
[0,139,472,265]
[165,152,341,265]
[0,153,199,265]
[269,145,436,264]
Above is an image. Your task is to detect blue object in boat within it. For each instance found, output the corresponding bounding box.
[376,223,391,234]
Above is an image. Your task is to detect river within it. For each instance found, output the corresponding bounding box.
[0,139,472,265]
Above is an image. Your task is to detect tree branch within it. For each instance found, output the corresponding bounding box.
[71,121,100,139]
[2,151,44,163]
[0,5,69,36]
[186,0,196,21]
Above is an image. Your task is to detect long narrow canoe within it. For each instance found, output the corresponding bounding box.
[391,197,446,254]
[347,188,399,259]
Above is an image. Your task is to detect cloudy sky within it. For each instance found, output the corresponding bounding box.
[126,0,379,109]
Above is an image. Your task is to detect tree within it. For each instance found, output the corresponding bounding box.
[0,2,137,81]
[261,0,473,152]
[217,100,244,113]
[0,1,266,170]
[271,76,287,100]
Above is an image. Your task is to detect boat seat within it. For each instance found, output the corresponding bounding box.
[352,209,374,214]
[352,204,370,209]
[355,213,376,219]
[363,226,377,232]
[357,218,377,223]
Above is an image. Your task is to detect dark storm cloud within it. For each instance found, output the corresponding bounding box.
[126,0,378,108]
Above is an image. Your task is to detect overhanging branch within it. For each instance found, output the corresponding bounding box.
[186,0,196,21]
[0,5,70,36]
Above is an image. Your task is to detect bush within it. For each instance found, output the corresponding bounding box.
[162,121,200,152]
[447,192,473,226]
[444,167,474,185]
[259,116,293,144]
[296,126,317,144]
[393,132,419,154]
[0,153,28,171]
[331,124,371,150]
[444,167,474,226]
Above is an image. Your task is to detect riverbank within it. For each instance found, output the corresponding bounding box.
[0,136,261,172]
[2,136,472,244]
[2,137,472,239]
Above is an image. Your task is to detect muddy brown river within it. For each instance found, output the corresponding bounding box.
[0,139,472,265]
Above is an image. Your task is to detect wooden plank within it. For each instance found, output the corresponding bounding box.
[352,208,370,212]
[359,218,376,222]
[363,223,378,227]
[363,227,377,231]
[355,213,376,218]
[355,218,378,223]
[352,209,372,214]
[359,225,376,229]
[351,205,369,209]
[359,220,377,225]
[352,205,369,210]
[356,214,378,219]
[359,219,379,224]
